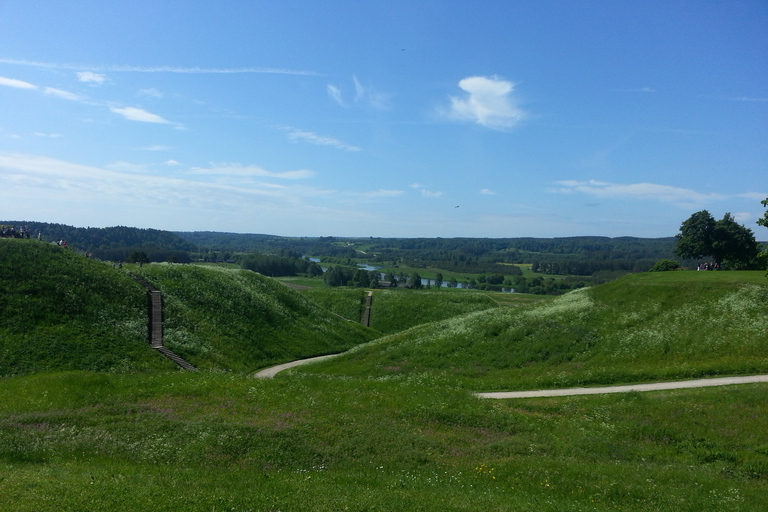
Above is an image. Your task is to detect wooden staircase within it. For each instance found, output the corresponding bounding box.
[128,272,196,371]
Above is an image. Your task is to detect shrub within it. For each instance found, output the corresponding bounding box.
[649,259,680,272]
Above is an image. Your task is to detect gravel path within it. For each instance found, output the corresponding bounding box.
[255,356,768,399]
[253,354,341,379]
[476,375,768,399]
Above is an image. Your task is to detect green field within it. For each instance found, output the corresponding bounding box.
[2,238,767,511]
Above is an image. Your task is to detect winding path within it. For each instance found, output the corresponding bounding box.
[253,356,768,397]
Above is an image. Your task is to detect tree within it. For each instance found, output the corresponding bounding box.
[128,250,149,264]
[759,198,768,230]
[674,210,716,261]
[675,210,759,268]
[756,198,768,271]
[434,272,443,289]
[408,272,423,289]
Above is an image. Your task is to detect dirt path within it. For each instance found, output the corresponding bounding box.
[253,354,341,379]
[254,357,768,397]
[476,375,768,399]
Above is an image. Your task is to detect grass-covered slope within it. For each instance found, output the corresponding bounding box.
[299,287,501,333]
[0,239,173,376]
[297,271,768,390]
[370,289,499,334]
[132,264,378,371]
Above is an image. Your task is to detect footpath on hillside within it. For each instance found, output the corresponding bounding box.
[253,356,768,397]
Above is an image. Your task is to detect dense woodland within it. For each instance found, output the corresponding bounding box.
[2,220,728,294]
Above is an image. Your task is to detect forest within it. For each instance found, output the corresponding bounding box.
[1,220,728,294]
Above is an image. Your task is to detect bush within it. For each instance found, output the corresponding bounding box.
[649,259,680,272]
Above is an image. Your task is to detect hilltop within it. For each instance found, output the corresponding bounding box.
[0,239,377,376]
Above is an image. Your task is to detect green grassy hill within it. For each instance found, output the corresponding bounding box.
[297,271,768,390]
[131,264,377,371]
[0,239,173,376]
[0,239,377,375]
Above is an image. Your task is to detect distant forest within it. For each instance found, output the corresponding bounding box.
[3,222,687,289]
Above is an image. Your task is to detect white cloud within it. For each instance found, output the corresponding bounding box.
[190,163,314,180]
[33,132,62,138]
[327,84,344,106]
[0,58,319,76]
[77,71,107,84]
[43,87,81,101]
[165,159,181,166]
[0,76,37,89]
[141,145,171,151]
[553,179,725,206]
[110,106,172,124]
[138,88,163,98]
[479,188,495,195]
[327,76,389,109]
[421,189,443,198]
[444,75,525,129]
[363,189,403,198]
[733,212,752,223]
[285,128,360,151]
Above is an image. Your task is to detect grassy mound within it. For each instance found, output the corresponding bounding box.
[0,239,172,376]
[132,264,378,371]
[0,240,378,375]
[297,271,768,390]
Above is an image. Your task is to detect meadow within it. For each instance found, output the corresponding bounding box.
[2,238,767,510]
[298,271,768,391]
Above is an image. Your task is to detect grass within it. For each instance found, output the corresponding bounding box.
[132,264,378,371]
[3,241,768,510]
[369,288,499,334]
[299,271,768,390]
[0,239,174,376]
[1,371,767,511]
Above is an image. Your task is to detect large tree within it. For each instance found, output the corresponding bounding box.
[675,210,759,268]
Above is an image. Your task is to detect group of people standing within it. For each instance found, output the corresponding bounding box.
[1,225,36,239]
[697,262,721,271]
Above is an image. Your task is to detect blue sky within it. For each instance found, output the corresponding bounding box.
[1,1,766,238]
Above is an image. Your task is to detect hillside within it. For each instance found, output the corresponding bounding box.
[0,239,378,376]
[296,271,768,390]
[131,264,378,371]
[0,239,172,376]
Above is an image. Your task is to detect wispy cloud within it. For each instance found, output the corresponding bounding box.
[138,88,163,98]
[479,188,495,195]
[283,127,360,151]
[553,179,725,206]
[190,163,314,180]
[140,144,171,151]
[327,85,344,106]
[442,75,525,130]
[409,183,442,198]
[327,76,389,109]
[77,71,108,84]
[110,106,172,124]
[0,76,37,89]
[43,87,81,101]
[0,58,318,76]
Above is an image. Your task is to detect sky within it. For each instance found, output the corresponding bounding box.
[1,1,766,238]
